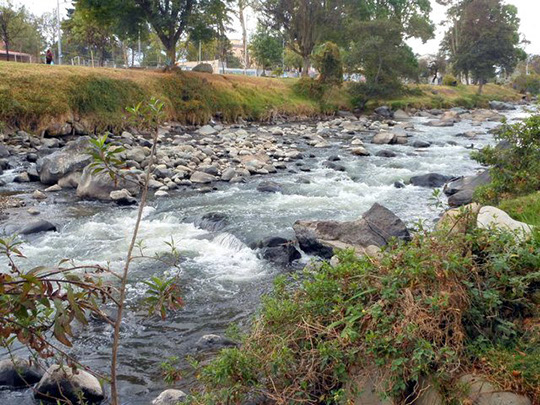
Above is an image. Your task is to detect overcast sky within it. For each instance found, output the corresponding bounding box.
[17,0,540,55]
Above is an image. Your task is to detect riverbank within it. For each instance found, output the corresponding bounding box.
[0,62,524,134]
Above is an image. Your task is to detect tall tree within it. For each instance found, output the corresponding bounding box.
[441,0,524,94]
[249,23,283,73]
[0,1,26,61]
[257,0,341,77]
[236,0,250,69]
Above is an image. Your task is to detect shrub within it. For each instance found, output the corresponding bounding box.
[348,81,401,110]
[512,73,540,95]
[442,74,458,86]
[315,42,343,85]
[473,115,540,204]
[192,227,539,403]
[293,77,327,100]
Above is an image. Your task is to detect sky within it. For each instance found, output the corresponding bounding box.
[16,0,540,55]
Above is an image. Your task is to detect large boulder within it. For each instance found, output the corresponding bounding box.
[190,171,217,184]
[436,203,481,234]
[37,137,92,185]
[374,106,393,119]
[193,212,229,232]
[293,203,410,258]
[0,357,43,388]
[34,365,104,404]
[372,132,396,145]
[477,206,533,239]
[253,237,302,266]
[257,181,283,193]
[192,63,213,74]
[444,170,491,207]
[20,220,57,235]
[76,166,140,201]
[410,173,452,188]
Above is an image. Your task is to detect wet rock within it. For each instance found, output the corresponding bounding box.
[393,109,410,119]
[195,334,238,351]
[376,150,397,158]
[197,125,217,136]
[426,120,454,127]
[0,145,10,158]
[489,101,516,111]
[351,147,370,156]
[0,357,43,388]
[410,173,452,188]
[38,137,92,185]
[477,206,533,239]
[412,140,431,148]
[34,365,104,404]
[194,212,229,232]
[32,190,47,200]
[45,184,62,192]
[394,181,406,188]
[257,181,282,193]
[374,106,393,119]
[77,166,140,201]
[293,203,409,258]
[110,189,137,205]
[13,172,30,183]
[20,220,57,235]
[190,171,216,184]
[27,153,38,162]
[255,236,302,266]
[372,132,395,145]
[221,167,236,181]
[27,207,40,216]
[152,389,187,405]
[323,161,346,172]
[155,190,169,197]
[444,170,491,207]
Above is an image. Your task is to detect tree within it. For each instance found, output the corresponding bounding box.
[0,1,26,61]
[236,0,251,69]
[314,41,343,84]
[442,0,524,94]
[284,47,302,72]
[249,24,283,73]
[257,0,341,77]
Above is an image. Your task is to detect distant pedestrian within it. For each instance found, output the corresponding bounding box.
[46,49,53,65]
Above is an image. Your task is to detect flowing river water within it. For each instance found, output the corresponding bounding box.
[0,106,533,404]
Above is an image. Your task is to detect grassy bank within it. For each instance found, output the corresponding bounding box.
[372,83,522,110]
[0,63,334,132]
[0,62,523,132]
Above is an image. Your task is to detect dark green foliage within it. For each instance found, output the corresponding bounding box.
[315,42,343,85]
[191,226,539,403]
[473,115,540,204]
[249,24,283,71]
[442,74,458,86]
[348,81,401,110]
[512,74,540,95]
[293,77,327,100]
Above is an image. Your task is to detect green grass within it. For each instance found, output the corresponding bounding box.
[0,62,523,132]
[498,192,540,227]
[374,83,521,110]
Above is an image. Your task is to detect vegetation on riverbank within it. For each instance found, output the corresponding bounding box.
[0,62,524,133]
[188,116,540,403]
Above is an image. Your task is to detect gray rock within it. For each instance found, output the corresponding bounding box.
[393,109,410,119]
[221,168,236,181]
[372,132,396,145]
[35,365,104,404]
[193,212,229,232]
[0,145,10,158]
[110,189,137,205]
[32,190,47,200]
[410,173,452,188]
[374,106,393,118]
[0,357,43,388]
[477,206,533,239]
[257,181,282,193]
[13,172,30,183]
[37,137,92,185]
[20,220,57,235]
[489,101,516,111]
[459,374,531,405]
[190,171,216,184]
[376,150,397,158]
[192,63,213,73]
[426,120,455,127]
[412,140,431,148]
[46,123,72,137]
[351,147,370,156]
[77,166,140,201]
[254,236,302,266]
[152,389,187,405]
[195,334,238,351]
[293,203,409,258]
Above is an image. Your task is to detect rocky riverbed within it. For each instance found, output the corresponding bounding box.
[0,102,535,404]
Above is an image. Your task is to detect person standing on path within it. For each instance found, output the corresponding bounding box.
[46,49,54,65]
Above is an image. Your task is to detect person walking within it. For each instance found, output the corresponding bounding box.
[46,49,54,65]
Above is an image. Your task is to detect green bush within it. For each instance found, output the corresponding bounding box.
[293,77,327,100]
[315,42,344,85]
[473,115,540,204]
[348,81,400,110]
[512,73,540,95]
[192,227,539,403]
[442,74,458,86]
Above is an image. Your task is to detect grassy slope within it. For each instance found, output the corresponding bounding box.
[373,83,522,110]
[0,62,522,132]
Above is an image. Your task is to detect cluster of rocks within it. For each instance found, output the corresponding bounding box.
[0,358,104,404]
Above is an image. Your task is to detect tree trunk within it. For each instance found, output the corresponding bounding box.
[301,54,310,77]
[238,1,248,72]
[5,41,10,62]
[166,42,176,66]
[477,78,484,95]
